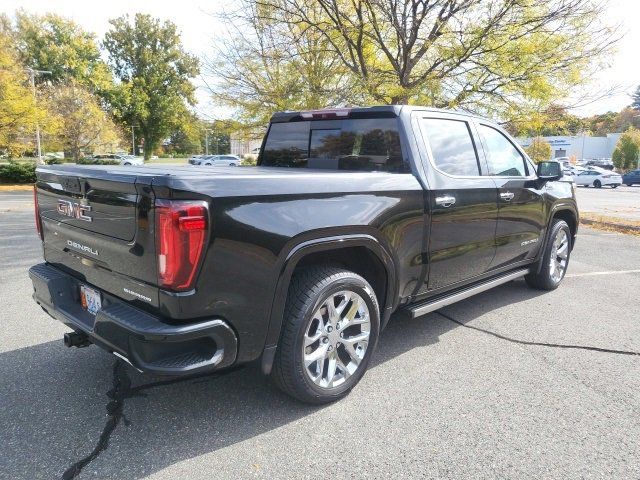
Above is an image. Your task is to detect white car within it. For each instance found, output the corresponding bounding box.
[194,155,241,167]
[574,169,622,188]
[92,154,144,166]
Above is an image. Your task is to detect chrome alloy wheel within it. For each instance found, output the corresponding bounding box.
[302,291,371,389]
[549,228,569,283]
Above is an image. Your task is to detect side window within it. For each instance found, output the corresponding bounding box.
[421,118,481,176]
[478,125,527,177]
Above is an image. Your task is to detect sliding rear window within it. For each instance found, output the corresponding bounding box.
[259,118,408,172]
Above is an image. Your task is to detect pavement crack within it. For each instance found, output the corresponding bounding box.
[436,310,640,357]
[61,361,243,479]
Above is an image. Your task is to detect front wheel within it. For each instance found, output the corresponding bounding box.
[271,266,380,404]
[525,219,571,291]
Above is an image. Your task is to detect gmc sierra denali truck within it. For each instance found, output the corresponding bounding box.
[29,106,578,404]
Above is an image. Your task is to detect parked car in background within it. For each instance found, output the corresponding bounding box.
[584,159,614,170]
[574,169,622,188]
[192,154,241,166]
[622,169,640,186]
[91,154,144,166]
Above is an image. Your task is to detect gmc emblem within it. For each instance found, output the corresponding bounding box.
[57,199,92,222]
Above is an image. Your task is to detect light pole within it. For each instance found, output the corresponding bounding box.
[25,68,51,165]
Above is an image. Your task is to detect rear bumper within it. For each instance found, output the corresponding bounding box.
[29,263,238,375]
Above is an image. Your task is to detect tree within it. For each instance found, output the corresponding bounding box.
[524,137,552,163]
[210,1,362,127]
[44,82,124,160]
[227,0,615,122]
[632,85,640,111]
[506,104,585,137]
[103,14,199,160]
[0,31,53,157]
[10,11,113,92]
[612,128,640,172]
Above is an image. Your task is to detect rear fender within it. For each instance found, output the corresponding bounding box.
[260,234,397,375]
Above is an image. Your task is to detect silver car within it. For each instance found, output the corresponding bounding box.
[194,155,241,167]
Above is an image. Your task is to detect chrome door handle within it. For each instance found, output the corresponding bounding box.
[500,192,515,201]
[435,195,456,207]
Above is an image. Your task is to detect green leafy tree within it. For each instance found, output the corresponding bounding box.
[103,14,199,160]
[612,128,640,172]
[524,138,552,163]
[10,11,113,92]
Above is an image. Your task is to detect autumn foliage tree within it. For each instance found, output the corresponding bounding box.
[44,82,124,160]
[214,0,616,125]
[0,31,52,156]
[524,137,552,163]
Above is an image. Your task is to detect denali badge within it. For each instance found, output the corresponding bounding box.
[57,199,92,222]
[67,239,99,256]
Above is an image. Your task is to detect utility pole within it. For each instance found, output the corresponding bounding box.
[26,68,51,165]
[130,125,138,155]
[205,130,211,155]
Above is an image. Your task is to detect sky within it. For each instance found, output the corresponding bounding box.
[3,0,639,119]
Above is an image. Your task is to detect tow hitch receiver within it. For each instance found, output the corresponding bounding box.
[64,331,91,348]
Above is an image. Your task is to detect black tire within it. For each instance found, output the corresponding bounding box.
[611,185,618,189]
[525,219,571,291]
[271,266,380,404]
[594,180,602,188]
[626,183,633,187]
[229,163,237,167]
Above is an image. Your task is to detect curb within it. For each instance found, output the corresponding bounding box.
[581,218,640,233]
[0,184,34,192]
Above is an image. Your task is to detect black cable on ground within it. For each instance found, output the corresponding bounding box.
[436,310,640,357]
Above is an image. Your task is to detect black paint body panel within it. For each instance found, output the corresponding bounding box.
[32,105,578,368]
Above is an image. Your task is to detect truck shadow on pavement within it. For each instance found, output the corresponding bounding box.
[0,280,546,479]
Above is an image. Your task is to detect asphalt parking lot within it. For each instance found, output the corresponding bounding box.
[576,184,640,222]
[1,190,639,479]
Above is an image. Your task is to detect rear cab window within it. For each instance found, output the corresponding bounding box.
[419,118,481,176]
[259,118,408,172]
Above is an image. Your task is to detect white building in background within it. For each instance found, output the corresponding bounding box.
[230,132,263,157]
[516,133,622,160]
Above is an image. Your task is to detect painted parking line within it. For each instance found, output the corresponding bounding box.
[566,269,640,278]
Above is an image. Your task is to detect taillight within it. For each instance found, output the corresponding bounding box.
[33,185,43,240]
[155,199,209,291]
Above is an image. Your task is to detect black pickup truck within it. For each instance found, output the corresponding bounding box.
[30,106,578,403]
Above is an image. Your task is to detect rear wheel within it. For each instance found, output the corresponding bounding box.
[626,183,633,187]
[611,185,618,189]
[525,219,571,291]
[271,266,380,404]
[594,180,602,188]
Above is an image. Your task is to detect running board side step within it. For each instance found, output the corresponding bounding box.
[405,268,530,319]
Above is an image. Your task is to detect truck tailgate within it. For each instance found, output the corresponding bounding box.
[36,166,160,308]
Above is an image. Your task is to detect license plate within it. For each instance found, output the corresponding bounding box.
[80,285,102,315]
